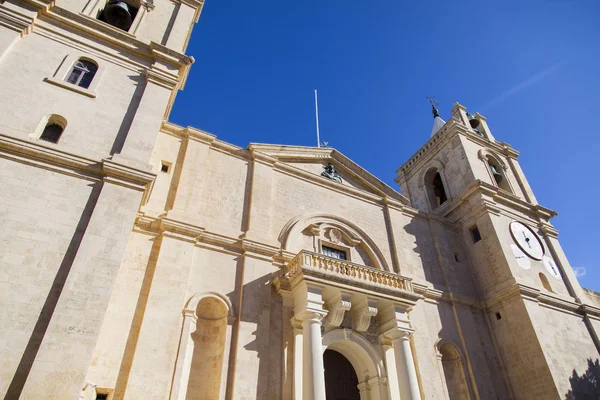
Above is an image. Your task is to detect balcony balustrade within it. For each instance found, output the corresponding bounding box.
[284,250,414,295]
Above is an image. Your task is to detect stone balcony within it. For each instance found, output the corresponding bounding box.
[282,251,418,302]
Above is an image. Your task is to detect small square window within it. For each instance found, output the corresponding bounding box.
[160,161,172,174]
[470,226,481,243]
[96,394,108,400]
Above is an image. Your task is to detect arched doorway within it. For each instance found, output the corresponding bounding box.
[324,349,360,400]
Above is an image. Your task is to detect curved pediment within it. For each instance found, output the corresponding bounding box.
[279,212,391,272]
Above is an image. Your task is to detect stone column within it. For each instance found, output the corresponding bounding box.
[301,312,327,400]
[382,331,422,400]
[396,332,420,400]
[378,302,420,400]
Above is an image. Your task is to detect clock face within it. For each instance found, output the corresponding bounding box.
[509,221,544,260]
[542,256,562,280]
[510,244,531,270]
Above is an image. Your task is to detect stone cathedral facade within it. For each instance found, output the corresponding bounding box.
[0,0,599,399]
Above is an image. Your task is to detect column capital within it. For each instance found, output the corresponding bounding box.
[380,327,415,344]
[377,302,412,334]
[296,309,328,324]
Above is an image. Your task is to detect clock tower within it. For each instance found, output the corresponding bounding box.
[396,102,600,399]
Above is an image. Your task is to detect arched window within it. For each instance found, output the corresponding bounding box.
[425,167,448,210]
[97,0,140,32]
[66,59,98,89]
[539,273,553,292]
[439,343,470,400]
[486,156,512,193]
[39,115,67,143]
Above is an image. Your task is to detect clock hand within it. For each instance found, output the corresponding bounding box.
[522,231,532,248]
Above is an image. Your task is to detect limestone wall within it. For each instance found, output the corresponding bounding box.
[0,160,94,395]
[525,300,599,398]
[0,31,149,159]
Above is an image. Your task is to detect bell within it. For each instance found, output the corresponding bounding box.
[467,112,480,129]
[104,0,132,31]
[490,165,503,183]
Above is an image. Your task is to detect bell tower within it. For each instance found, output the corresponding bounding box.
[0,0,203,398]
[396,103,600,399]
[0,0,202,166]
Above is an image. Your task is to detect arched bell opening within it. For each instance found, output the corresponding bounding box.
[324,349,361,400]
[424,167,448,210]
[486,156,512,193]
[97,0,141,31]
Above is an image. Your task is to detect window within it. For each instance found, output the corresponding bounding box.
[40,119,65,143]
[470,226,481,243]
[161,163,170,173]
[322,245,347,260]
[486,156,512,193]
[97,0,139,32]
[96,394,108,400]
[425,167,448,210]
[66,59,98,89]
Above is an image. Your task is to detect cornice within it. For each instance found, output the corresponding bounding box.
[485,283,583,317]
[397,118,466,178]
[101,158,155,190]
[397,116,520,181]
[160,123,411,207]
[0,0,38,33]
[0,133,154,189]
[134,214,284,259]
[444,180,557,226]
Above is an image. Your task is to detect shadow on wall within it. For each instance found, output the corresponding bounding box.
[565,358,600,400]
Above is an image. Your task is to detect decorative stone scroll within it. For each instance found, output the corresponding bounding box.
[324,295,351,328]
[351,298,378,333]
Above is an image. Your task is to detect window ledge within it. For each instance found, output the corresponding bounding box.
[44,77,97,98]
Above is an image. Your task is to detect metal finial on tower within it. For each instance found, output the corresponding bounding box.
[426,96,440,118]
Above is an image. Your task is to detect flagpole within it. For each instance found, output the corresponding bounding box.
[314,89,321,148]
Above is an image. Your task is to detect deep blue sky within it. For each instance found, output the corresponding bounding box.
[170,0,599,291]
